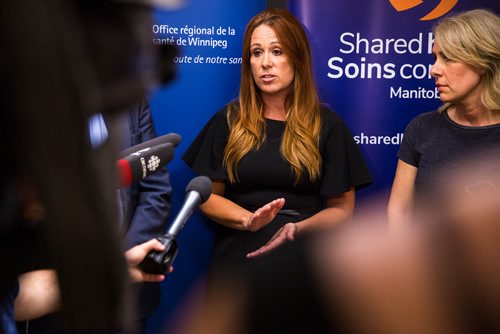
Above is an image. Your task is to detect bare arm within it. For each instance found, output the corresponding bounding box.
[247,187,355,258]
[387,159,418,228]
[199,180,285,232]
[14,270,60,321]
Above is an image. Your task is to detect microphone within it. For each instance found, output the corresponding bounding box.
[117,142,174,188]
[139,176,212,274]
[118,133,181,158]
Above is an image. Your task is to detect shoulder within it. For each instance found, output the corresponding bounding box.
[187,103,234,147]
[319,104,349,137]
[126,99,150,117]
[214,105,230,119]
[410,110,441,125]
[123,99,153,130]
[206,101,244,131]
[192,105,230,134]
[319,104,344,126]
[405,110,442,133]
[210,103,235,124]
[317,105,358,151]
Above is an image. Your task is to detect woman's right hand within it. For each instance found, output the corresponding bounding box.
[244,198,285,232]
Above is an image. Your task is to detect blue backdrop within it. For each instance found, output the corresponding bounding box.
[146,1,498,332]
[146,1,265,333]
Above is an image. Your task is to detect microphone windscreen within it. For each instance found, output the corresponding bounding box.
[118,142,174,187]
[185,176,212,203]
[118,133,181,158]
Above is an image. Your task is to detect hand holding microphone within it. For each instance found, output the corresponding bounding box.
[139,176,212,275]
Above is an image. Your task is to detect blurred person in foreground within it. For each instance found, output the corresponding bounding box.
[18,99,172,334]
[388,9,500,227]
[0,0,178,331]
[181,8,372,285]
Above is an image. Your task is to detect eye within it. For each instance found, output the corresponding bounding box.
[441,52,453,63]
[251,48,263,57]
[272,48,283,56]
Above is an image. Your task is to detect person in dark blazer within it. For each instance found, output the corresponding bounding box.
[117,98,173,333]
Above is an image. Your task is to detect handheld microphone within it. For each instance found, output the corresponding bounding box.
[117,142,174,188]
[118,133,181,158]
[139,176,212,274]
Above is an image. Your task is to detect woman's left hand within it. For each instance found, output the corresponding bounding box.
[246,223,299,258]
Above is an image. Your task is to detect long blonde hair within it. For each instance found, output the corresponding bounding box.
[224,8,322,184]
[433,9,500,112]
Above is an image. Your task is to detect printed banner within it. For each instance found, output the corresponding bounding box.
[288,0,499,195]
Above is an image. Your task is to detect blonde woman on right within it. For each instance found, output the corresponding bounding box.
[388,9,500,228]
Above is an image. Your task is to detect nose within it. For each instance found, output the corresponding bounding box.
[430,61,441,78]
[262,51,272,68]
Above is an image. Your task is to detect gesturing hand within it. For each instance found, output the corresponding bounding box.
[246,222,298,258]
[244,198,285,232]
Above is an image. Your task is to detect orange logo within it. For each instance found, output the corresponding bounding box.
[389,0,458,20]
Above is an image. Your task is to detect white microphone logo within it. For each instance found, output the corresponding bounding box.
[148,156,161,172]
